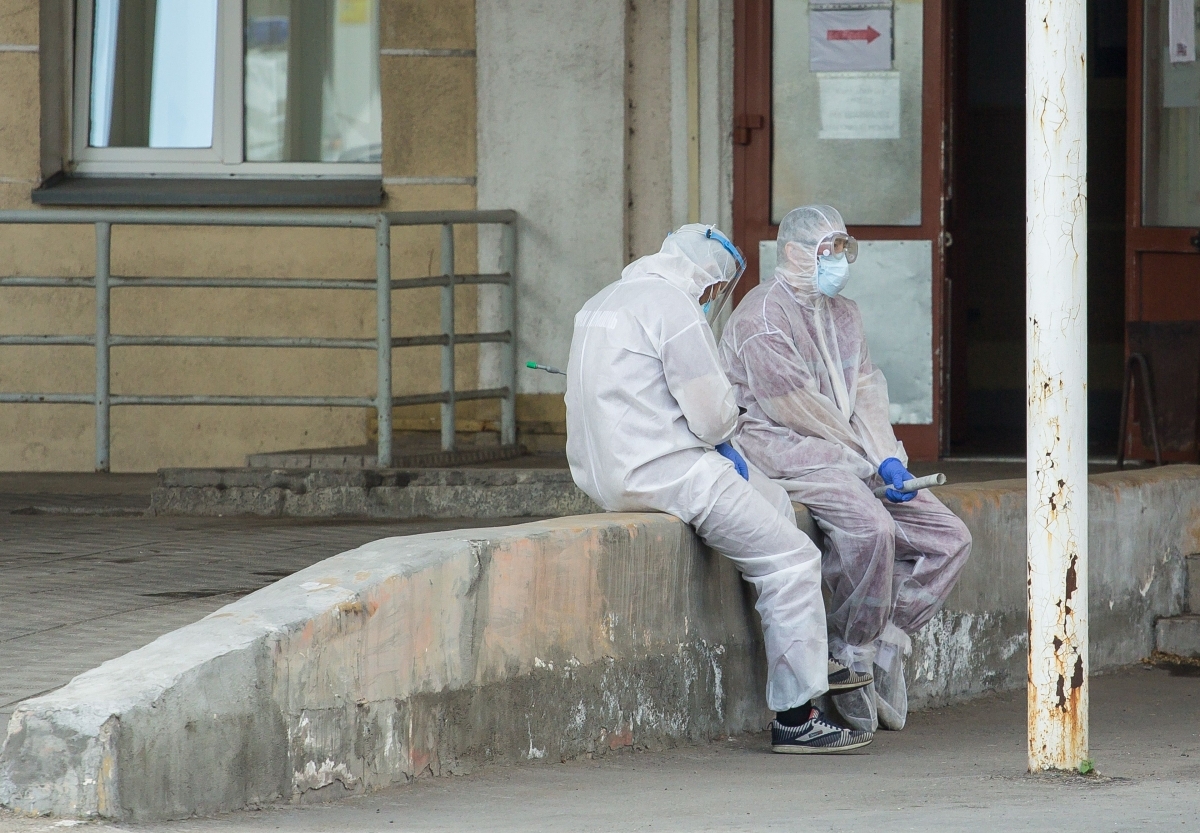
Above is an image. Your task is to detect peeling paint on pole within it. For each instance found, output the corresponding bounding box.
[1027,0,1088,771]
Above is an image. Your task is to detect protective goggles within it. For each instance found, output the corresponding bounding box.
[815,231,859,263]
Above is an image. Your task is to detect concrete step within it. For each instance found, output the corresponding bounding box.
[151,466,602,519]
[1156,614,1200,660]
[246,444,526,470]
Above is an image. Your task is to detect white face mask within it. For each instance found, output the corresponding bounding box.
[816,254,850,297]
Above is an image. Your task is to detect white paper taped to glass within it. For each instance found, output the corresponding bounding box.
[1170,0,1197,64]
[809,4,894,73]
[818,72,901,140]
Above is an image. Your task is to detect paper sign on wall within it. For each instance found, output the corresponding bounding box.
[818,72,901,140]
[810,8,893,72]
[1169,0,1196,63]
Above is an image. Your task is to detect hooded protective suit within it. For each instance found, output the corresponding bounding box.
[718,206,971,729]
[566,224,829,712]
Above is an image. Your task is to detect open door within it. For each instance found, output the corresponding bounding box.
[1127,0,1200,460]
[733,0,949,460]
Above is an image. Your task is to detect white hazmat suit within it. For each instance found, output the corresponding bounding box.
[566,225,829,713]
[719,206,971,730]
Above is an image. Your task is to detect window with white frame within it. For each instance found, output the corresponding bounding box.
[73,0,382,176]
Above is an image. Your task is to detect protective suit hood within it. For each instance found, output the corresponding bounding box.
[775,205,848,302]
[624,223,742,300]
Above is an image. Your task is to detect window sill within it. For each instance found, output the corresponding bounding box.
[31,176,385,208]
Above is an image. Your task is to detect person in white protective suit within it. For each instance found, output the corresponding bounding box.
[566,223,877,754]
[719,206,972,733]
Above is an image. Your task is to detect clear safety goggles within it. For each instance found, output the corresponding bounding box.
[815,231,859,263]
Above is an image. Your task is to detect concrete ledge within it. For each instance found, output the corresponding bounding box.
[150,468,601,519]
[1,515,770,820]
[911,467,1196,705]
[5,466,1199,820]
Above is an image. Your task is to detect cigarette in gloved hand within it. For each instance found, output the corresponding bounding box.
[872,473,947,499]
[526,361,566,376]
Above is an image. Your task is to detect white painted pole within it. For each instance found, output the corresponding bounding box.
[1026,0,1089,772]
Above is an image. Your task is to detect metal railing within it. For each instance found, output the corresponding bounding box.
[0,208,518,471]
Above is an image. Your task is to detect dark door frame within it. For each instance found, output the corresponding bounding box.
[732,0,952,460]
[1125,0,1199,316]
[1124,0,1200,460]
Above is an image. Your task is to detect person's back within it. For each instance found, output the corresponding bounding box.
[566,264,736,512]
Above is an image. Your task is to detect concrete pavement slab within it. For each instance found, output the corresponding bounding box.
[0,665,1195,832]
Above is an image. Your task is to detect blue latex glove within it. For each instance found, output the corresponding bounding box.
[716,442,750,480]
[878,457,916,503]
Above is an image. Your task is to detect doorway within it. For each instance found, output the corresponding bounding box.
[947,0,1129,455]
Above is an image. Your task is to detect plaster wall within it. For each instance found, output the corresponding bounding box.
[0,0,481,471]
[476,0,733,404]
[475,0,628,395]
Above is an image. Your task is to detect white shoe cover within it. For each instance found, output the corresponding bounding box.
[829,643,878,732]
[874,623,912,731]
[832,679,878,732]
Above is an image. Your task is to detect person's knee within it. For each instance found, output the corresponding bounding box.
[948,513,973,559]
[857,502,896,549]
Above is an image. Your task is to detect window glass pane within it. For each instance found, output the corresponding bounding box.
[245,0,382,163]
[88,0,218,148]
[771,0,923,226]
[1143,0,1200,226]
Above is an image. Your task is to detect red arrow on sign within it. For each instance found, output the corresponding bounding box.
[826,26,882,44]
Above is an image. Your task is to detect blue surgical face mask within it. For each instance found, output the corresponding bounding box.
[701,300,713,316]
[816,254,850,297]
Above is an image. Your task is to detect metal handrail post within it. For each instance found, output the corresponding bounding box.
[94,222,111,472]
[500,220,518,447]
[440,223,456,452]
[375,215,393,468]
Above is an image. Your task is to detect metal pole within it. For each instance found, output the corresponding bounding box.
[1026,0,1088,772]
[440,223,456,452]
[500,221,518,447]
[376,215,393,468]
[94,222,111,473]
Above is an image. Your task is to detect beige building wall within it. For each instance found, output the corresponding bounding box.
[0,0,480,471]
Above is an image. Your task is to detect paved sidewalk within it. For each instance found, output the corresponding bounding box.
[0,512,527,727]
[1,665,1196,832]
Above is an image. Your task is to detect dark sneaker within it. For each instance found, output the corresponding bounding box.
[828,656,873,692]
[771,709,874,754]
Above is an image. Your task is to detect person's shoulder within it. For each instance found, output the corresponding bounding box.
[731,280,782,320]
[829,294,863,322]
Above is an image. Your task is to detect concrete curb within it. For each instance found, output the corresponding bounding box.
[150,468,600,519]
[4,466,1198,820]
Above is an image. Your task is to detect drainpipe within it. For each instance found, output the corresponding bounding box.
[1026,0,1089,772]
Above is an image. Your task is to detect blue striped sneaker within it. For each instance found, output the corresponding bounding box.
[771,709,874,754]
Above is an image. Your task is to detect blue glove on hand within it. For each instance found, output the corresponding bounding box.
[716,442,750,480]
[878,457,916,503]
